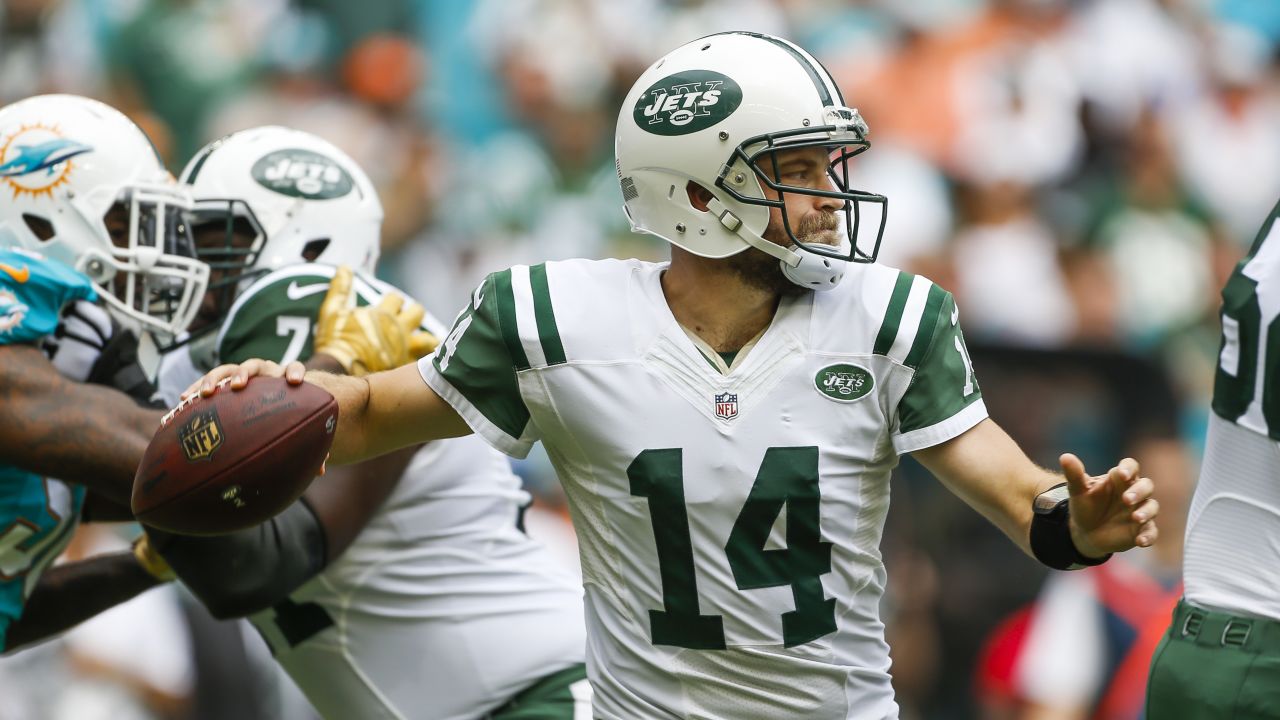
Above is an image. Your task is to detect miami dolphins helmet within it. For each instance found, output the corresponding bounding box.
[0,94,208,341]
[615,32,888,290]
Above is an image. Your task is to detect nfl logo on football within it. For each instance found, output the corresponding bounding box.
[714,392,738,421]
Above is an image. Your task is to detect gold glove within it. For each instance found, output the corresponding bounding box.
[132,534,175,582]
[315,266,440,376]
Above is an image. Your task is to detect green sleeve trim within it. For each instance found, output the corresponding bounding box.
[529,263,566,366]
[903,283,946,370]
[432,273,531,441]
[494,269,531,371]
[873,271,913,356]
[896,292,983,435]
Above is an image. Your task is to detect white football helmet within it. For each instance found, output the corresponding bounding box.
[0,94,208,341]
[616,32,888,290]
[178,125,382,322]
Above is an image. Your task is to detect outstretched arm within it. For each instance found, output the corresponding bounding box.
[3,551,164,653]
[189,360,470,465]
[912,418,1158,562]
[0,345,160,506]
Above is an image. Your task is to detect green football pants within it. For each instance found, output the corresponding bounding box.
[1147,599,1280,719]
[489,664,591,720]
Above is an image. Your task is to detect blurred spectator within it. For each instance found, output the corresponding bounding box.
[1083,108,1221,349]
[951,180,1077,346]
[107,0,288,164]
[1170,22,1280,249]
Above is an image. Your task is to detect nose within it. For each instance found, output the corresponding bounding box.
[815,181,842,214]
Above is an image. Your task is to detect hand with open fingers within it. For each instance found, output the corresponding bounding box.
[1059,453,1159,559]
[314,266,439,376]
[181,358,307,400]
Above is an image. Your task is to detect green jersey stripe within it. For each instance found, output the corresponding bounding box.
[904,284,946,369]
[530,263,566,366]
[494,270,531,371]
[873,272,913,356]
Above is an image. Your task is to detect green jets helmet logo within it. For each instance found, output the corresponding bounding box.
[634,71,742,136]
[814,363,874,403]
[251,149,354,199]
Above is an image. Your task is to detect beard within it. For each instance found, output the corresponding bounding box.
[725,209,840,296]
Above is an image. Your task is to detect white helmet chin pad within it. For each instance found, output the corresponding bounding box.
[781,250,845,291]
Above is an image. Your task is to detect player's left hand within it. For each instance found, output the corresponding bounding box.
[44,300,161,405]
[44,299,113,382]
[1059,454,1158,558]
[313,266,440,376]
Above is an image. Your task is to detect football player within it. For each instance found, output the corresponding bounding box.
[1145,198,1280,716]
[190,34,1159,719]
[0,94,209,651]
[150,126,590,719]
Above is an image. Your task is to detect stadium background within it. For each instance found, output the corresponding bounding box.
[2,0,1278,717]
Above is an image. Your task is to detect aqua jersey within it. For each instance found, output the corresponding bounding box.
[0,246,95,648]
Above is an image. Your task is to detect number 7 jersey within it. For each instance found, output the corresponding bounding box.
[421,258,986,720]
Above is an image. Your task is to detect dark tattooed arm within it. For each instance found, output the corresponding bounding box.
[0,345,161,506]
[3,552,161,652]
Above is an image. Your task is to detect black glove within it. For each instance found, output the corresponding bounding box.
[44,300,163,407]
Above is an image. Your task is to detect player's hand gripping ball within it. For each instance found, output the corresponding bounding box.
[132,377,337,535]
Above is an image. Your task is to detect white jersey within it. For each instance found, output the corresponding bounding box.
[422,258,987,719]
[1184,201,1280,622]
[157,264,588,720]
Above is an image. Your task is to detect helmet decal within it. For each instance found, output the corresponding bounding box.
[0,124,93,199]
[633,71,742,137]
[251,148,355,200]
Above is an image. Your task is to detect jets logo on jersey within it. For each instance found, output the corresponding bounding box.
[179,409,224,462]
[633,71,742,136]
[0,123,93,200]
[714,391,739,421]
[0,289,28,334]
[252,149,354,200]
[814,363,874,403]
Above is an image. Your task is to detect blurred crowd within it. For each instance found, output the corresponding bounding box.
[3,0,1279,718]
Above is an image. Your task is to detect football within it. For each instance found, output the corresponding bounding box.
[132,377,338,535]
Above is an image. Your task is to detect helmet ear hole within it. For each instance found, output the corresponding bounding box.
[22,214,55,241]
[301,238,330,262]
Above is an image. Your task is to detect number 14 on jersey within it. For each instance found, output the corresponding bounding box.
[629,446,837,650]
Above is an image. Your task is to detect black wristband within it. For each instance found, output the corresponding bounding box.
[1029,483,1111,571]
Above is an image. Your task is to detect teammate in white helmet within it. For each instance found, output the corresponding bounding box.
[150,126,590,720]
[190,34,1161,719]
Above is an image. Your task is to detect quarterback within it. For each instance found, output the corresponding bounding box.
[1146,197,1280,717]
[191,33,1160,719]
[0,94,208,650]
[153,127,590,720]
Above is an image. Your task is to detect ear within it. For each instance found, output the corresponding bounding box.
[686,181,714,212]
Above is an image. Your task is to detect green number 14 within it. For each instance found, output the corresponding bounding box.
[627,446,837,650]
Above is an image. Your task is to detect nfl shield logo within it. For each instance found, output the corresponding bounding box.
[714,392,738,421]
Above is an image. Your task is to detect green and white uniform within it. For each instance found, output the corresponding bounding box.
[157,264,590,720]
[1183,200,1280,621]
[422,258,985,720]
[1147,202,1280,718]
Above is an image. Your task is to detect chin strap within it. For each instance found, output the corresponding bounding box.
[705,198,846,291]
